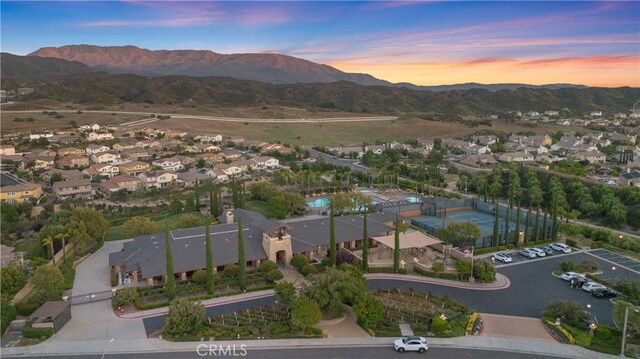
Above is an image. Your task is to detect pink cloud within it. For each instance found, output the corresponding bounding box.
[79,16,217,27]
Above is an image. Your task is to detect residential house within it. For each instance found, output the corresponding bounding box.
[504,142,525,152]
[33,156,55,171]
[0,182,42,203]
[498,151,535,163]
[596,139,612,148]
[572,151,606,164]
[210,168,229,182]
[0,145,15,156]
[524,145,548,155]
[188,143,221,153]
[260,143,294,155]
[196,152,225,165]
[544,111,559,116]
[222,149,243,161]
[327,146,364,159]
[137,170,178,190]
[110,175,142,192]
[152,157,184,171]
[118,161,150,176]
[528,135,552,147]
[526,111,540,117]
[52,179,93,200]
[56,155,90,169]
[442,139,470,151]
[556,120,571,126]
[80,124,100,132]
[112,140,137,151]
[41,169,84,183]
[195,134,223,143]
[29,133,54,141]
[98,175,142,196]
[253,156,280,170]
[121,148,152,162]
[459,154,497,168]
[87,132,114,141]
[508,134,528,144]
[620,170,640,186]
[609,132,636,145]
[215,163,243,176]
[471,135,498,146]
[367,145,386,155]
[590,111,603,117]
[49,134,81,145]
[463,145,491,155]
[83,163,120,179]
[86,144,111,155]
[176,171,210,188]
[225,136,245,146]
[57,147,85,157]
[91,150,123,165]
[135,139,161,148]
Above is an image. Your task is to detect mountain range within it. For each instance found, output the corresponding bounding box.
[2,52,638,116]
[27,45,587,92]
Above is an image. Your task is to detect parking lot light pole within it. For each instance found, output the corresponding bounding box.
[621,305,639,357]
[101,338,114,359]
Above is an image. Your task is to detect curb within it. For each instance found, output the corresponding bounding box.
[365,273,510,290]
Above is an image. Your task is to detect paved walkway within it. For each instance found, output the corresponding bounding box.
[480,313,555,342]
[364,272,510,290]
[315,306,370,339]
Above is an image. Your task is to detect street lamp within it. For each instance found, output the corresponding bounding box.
[621,305,640,357]
[101,338,114,359]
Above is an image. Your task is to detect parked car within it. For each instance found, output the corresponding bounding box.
[582,282,607,293]
[541,246,554,255]
[529,247,546,257]
[519,249,537,259]
[592,288,617,298]
[560,272,585,281]
[394,336,429,353]
[493,253,512,263]
[550,243,572,253]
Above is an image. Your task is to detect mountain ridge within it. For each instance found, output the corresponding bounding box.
[3,53,638,116]
[27,45,588,91]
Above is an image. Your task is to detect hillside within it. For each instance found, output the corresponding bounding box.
[7,72,638,116]
[0,52,95,88]
[28,45,392,86]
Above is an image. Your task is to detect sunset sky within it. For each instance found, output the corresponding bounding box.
[2,1,639,87]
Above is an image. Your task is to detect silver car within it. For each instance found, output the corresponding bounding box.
[493,253,512,263]
[519,249,537,259]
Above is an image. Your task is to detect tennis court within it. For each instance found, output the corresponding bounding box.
[412,210,500,237]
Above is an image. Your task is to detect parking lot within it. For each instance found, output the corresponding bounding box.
[586,248,640,274]
[370,251,639,326]
[487,246,576,268]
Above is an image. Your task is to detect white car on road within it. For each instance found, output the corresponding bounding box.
[582,282,607,292]
[550,243,572,253]
[394,336,428,353]
[519,248,537,259]
[493,253,512,263]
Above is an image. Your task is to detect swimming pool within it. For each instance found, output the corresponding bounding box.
[307,197,330,208]
[359,189,374,194]
[405,196,422,203]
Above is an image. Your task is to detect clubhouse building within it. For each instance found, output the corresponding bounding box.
[109,209,399,286]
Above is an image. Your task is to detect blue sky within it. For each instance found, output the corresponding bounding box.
[2,1,639,86]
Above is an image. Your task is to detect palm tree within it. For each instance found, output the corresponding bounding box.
[55,232,70,262]
[42,235,55,265]
[475,174,488,202]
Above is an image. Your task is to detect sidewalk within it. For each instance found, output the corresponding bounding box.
[120,289,275,319]
[364,272,510,290]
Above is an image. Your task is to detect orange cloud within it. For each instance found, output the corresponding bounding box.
[327,55,640,87]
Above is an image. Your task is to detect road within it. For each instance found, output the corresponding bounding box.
[308,149,379,176]
[4,347,569,359]
[2,110,398,124]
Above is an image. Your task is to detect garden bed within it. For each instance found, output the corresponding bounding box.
[369,289,471,338]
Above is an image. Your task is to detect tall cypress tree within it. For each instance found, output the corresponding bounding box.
[218,186,223,215]
[329,202,336,267]
[493,204,500,248]
[237,218,246,290]
[542,208,549,241]
[209,187,215,217]
[393,213,400,273]
[164,221,176,300]
[195,182,200,208]
[524,207,531,245]
[205,224,214,295]
[514,201,521,245]
[361,210,369,272]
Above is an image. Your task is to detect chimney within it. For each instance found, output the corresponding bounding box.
[226,210,234,224]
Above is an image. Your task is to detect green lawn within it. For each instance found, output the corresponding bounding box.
[104,212,211,241]
[14,239,45,260]
[245,200,274,218]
